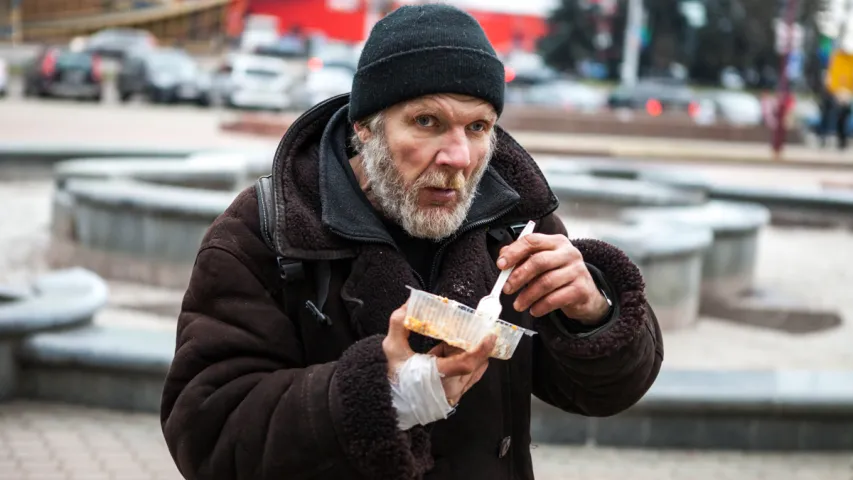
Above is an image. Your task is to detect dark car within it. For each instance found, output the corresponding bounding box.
[116,48,210,105]
[607,77,698,116]
[23,47,103,101]
[85,28,156,60]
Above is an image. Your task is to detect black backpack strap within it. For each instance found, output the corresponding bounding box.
[306,260,332,326]
[255,175,331,326]
[255,175,279,250]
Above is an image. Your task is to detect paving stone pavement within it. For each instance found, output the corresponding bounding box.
[0,402,182,480]
[0,402,851,480]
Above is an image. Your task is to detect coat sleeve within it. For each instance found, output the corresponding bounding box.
[160,245,432,480]
[530,214,664,417]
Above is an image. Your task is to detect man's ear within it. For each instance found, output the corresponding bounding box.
[353,121,372,144]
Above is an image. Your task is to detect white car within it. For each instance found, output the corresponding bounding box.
[0,58,7,98]
[210,54,295,111]
[287,65,353,110]
[709,91,763,126]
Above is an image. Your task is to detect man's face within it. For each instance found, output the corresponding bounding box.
[355,94,498,240]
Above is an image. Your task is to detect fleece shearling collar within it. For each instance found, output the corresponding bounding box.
[318,104,521,247]
[270,94,559,260]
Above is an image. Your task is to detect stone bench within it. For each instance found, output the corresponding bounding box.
[52,151,274,193]
[0,268,108,400]
[17,324,175,412]
[54,157,249,192]
[709,184,853,229]
[14,319,853,451]
[531,369,853,451]
[545,173,706,221]
[540,159,853,229]
[49,178,236,288]
[569,219,713,330]
[622,200,770,303]
[0,144,201,179]
[185,149,273,180]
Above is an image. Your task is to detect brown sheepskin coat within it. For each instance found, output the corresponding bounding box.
[160,94,664,480]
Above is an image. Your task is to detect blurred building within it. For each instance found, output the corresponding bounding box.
[2,0,229,50]
[242,0,558,53]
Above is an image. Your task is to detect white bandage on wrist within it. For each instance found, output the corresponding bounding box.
[389,354,454,430]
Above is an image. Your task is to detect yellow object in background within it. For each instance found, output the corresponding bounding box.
[826,50,853,97]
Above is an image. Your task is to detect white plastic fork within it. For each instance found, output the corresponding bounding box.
[475,220,537,320]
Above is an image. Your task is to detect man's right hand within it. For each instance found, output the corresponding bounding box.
[383,303,496,407]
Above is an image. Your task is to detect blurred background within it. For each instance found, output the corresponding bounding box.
[0,1,852,479]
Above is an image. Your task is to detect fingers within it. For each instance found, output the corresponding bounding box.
[464,361,489,390]
[471,333,498,359]
[496,233,564,270]
[504,248,575,295]
[436,334,497,378]
[386,302,410,339]
[528,284,587,318]
[428,342,464,358]
[512,263,586,313]
[383,303,413,359]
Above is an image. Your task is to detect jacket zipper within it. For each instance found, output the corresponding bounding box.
[427,203,519,290]
[331,203,521,292]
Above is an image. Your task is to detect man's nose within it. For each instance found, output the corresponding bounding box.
[435,129,471,171]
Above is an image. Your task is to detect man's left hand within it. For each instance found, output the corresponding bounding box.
[496,233,609,325]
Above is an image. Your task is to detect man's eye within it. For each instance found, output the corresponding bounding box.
[415,115,436,127]
[469,122,487,132]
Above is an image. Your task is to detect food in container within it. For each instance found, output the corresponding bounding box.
[403,287,536,360]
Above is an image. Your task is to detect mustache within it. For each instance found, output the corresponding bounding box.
[415,170,466,190]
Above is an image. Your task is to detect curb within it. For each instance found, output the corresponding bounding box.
[512,134,853,170]
[0,144,214,166]
[531,369,853,451]
[211,115,853,170]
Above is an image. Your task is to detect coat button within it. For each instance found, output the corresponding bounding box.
[498,436,512,458]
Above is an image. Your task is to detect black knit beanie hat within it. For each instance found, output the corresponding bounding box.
[348,4,506,124]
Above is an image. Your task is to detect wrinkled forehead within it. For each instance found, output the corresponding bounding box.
[395,94,498,123]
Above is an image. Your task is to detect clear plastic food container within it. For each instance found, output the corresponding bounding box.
[404,287,536,360]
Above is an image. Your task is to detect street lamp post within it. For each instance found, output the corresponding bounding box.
[620,0,643,87]
[10,0,22,45]
[772,0,800,158]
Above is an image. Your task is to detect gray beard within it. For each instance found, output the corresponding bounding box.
[360,132,495,241]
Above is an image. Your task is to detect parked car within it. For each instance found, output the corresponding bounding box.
[502,50,559,86]
[85,28,156,60]
[255,38,359,77]
[209,54,293,111]
[0,58,7,98]
[705,91,763,126]
[309,41,359,73]
[286,65,353,110]
[608,77,698,116]
[23,47,103,101]
[523,80,607,113]
[117,48,210,105]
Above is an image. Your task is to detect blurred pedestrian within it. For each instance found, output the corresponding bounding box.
[820,45,853,149]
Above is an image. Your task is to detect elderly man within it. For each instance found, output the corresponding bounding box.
[161,4,663,480]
